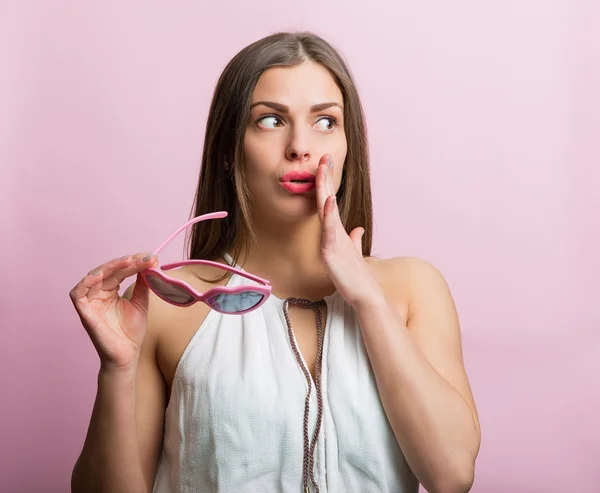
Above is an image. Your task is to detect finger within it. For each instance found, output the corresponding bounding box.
[84,256,132,298]
[98,253,158,291]
[86,258,123,299]
[69,271,105,311]
[325,156,335,196]
[84,253,158,302]
[349,227,365,255]
[321,194,338,249]
[316,154,330,221]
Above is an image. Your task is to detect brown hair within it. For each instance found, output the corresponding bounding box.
[185,31,373,277]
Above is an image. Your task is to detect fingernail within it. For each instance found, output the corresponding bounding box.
[142,255,153,262]
[327,155,334,171]
[119,255,129,260]
[91,270,101,276]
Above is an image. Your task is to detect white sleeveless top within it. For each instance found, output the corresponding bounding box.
[152,255,418,493]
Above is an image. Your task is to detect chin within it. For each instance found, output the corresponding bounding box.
[255,198,318,223]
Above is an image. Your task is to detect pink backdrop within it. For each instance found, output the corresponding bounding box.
[2,1,599,491]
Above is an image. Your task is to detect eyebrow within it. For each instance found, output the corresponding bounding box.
[250,101,344,113]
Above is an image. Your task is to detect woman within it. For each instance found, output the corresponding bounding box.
[69,32,480,493]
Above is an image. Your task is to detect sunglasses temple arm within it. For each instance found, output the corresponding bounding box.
[161,260,271,286]
[215,263,271,285]
[148,211,270,286]
[151,211,228,255]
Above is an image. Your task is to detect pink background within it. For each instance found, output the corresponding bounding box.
[2,1,599,492]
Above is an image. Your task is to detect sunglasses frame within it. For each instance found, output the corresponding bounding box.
[139,211,272,314]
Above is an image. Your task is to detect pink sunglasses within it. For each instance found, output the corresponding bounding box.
[139,211,272,314]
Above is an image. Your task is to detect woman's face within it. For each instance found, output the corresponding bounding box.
[243,61,347,221]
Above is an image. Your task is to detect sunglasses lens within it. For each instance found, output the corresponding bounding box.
[145,274,194,305]
[206,291,264,313]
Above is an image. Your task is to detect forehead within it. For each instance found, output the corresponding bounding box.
[251,61,343,107]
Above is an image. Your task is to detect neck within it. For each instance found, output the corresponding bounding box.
[233,213,335,300]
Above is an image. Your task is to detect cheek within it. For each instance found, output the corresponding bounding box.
[242,134,281,196]
[243,132,278,174]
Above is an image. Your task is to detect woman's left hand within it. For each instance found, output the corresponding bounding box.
[317,154,384,308]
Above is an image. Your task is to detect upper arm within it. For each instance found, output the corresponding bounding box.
[123,282,167,489]
[399,258,481,441]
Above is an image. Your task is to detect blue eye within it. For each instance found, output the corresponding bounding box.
[258,115,283,128]
[315,117,336,131]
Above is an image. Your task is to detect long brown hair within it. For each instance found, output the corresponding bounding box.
[185,31,373,277]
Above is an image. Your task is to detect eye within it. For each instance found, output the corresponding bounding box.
[257,115,284,129]
[315,117,337,132]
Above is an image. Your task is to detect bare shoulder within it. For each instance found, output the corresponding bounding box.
[366,256,452,319]
[368,255,448,283]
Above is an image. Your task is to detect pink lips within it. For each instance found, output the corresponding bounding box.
[280,170,316,194]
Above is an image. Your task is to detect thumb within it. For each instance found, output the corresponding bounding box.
[129,272,151,315]
[349,227,365,254]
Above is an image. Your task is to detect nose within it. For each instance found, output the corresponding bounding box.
[285,127,311,163]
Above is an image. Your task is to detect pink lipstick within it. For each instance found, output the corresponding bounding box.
[280,170,316,194]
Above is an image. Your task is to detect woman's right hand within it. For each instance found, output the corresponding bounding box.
[69,253,159,372]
